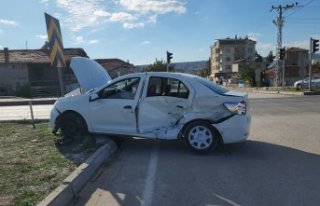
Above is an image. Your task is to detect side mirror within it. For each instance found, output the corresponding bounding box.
[89,93,99,102]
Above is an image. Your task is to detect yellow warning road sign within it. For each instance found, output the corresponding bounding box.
[45,13,66,68]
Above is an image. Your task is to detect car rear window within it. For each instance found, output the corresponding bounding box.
[196,77,229,95]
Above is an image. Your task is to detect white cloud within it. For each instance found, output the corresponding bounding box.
[56,0,110,32]
[141,40,151,45]
[123,22,144,29]
[256,42,274,56]
[53,13,63,19]
[246,32,274,55]
[286,39,309,50]
[0,19,18,26]
[257,42,274,50]
[148,15,157,24]
[94,10,111,17]
[89,39,99,44]
[40,0,49,6]
[110,12,136,22]
[119,0,186,14]
[74,36,99,45]
[54,0,186,31]
[247,32,261,41]
[35,34,48,40]
[75,36,84,44]
[286,35,320,50]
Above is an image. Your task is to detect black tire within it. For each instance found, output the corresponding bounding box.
[60,112,87,142]
[183,121,220,154]
[296,84,302,90]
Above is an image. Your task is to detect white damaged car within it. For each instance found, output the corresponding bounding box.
[50,57,251,154]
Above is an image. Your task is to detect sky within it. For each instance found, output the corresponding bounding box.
[0,0,319,65]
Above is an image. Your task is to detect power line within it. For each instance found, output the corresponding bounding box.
[290,17,320,20]
[285,0,315,18]
[286,21,320,24]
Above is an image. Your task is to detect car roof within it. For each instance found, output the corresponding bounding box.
[122,72,199,80]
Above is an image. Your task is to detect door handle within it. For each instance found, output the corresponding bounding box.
[176,105,184,109]
[123,105,132,109]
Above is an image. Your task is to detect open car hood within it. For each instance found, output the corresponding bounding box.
[70,57,111,92]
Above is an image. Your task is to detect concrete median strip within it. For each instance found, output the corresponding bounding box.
[37,138,117,206]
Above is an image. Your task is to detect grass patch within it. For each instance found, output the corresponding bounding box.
[0,123,76,206]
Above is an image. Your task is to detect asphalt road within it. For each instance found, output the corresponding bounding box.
[73,95,320,206]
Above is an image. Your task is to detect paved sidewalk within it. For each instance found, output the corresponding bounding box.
[0,104,52,121]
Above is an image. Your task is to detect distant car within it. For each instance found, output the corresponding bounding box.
[50,57,251,154]
[294,77,320,90]
[237,80,245,88]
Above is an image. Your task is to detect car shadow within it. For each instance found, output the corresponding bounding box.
[54,134,112,166]
[72,138,320,206]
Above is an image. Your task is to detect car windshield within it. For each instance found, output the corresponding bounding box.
[195,77,229,95]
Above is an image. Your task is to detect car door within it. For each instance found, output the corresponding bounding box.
[89,76,142,134]
[137,75,193,134]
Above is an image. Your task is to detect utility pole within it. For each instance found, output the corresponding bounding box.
[271,2,298,87]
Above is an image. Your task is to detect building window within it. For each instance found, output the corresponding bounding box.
[226,57,231,62]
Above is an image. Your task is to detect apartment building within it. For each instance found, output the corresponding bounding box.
[210,36,256,79]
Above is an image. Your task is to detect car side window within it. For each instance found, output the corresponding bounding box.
[146,77,189,99]
[100,77,140,99]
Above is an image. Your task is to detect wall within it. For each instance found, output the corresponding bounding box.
[0,63,29,95]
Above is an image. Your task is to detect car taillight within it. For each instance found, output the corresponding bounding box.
[223,101,246,115]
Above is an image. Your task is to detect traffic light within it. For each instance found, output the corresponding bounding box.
[279,48,285,60]
[312,38,319,53]
[167,51,173,64]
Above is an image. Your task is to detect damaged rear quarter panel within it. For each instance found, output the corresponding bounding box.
[179,95,233,125]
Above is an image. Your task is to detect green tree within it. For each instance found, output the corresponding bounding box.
[266,51,275,63]
[238,64,257,87]
[197,68,209,78]
[197,59,211,78]
[143,59,175,72]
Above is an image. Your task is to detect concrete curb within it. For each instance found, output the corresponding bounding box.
[252,90,305,96]
[0,98,57,106]
[37,139,117,206]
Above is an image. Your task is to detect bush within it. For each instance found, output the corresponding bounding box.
[14,84,31,98]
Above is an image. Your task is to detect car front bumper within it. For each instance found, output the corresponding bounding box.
[49,107,60,131]
[213,114,251,144]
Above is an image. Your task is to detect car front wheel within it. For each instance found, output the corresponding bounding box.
[184,121,220,154]
[296,84,302,90]
[60,112,87,142]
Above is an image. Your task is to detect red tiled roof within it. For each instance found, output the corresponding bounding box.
[0,48,87,64]
[95,58,134,72]
[286,47,308,52]
[265,65,320,78]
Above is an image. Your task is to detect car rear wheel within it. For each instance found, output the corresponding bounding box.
[183,121,219,154]
[60,112,87,142]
